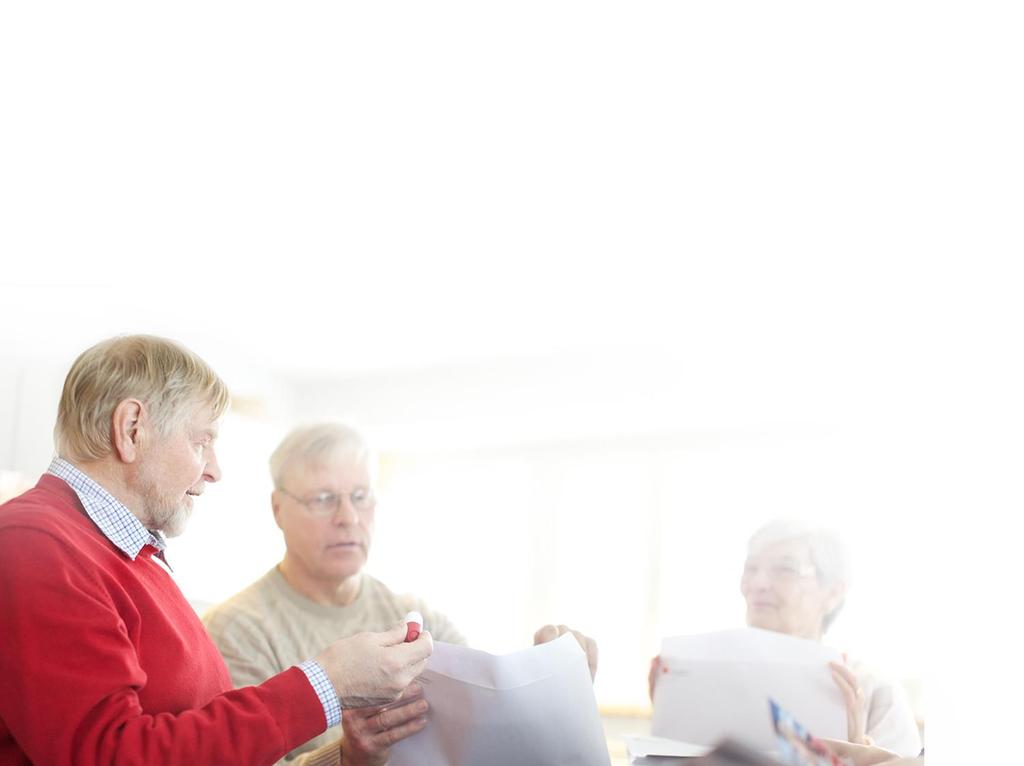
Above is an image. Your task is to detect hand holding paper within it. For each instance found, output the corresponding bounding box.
[339,682,429,766]
[651,628,846,753]
[533,623,599,680]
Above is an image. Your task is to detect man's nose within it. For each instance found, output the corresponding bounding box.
[205,447,223,483]
[331,495,359,525]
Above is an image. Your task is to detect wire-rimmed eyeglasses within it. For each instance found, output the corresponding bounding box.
[277,487,376,517]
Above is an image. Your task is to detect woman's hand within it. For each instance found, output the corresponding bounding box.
[828,659,871,746]
[818,738,902,766]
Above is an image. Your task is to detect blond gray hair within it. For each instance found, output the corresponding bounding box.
[54,335,230,462]
[748,518,851,630]
[270,422,376,489]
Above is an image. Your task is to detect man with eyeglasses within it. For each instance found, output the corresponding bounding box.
[203,422,598,766]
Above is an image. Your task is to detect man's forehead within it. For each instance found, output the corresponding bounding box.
[188,405,222,435]
[289,457,370,484]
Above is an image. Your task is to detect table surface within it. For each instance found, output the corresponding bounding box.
[604,714,653,765]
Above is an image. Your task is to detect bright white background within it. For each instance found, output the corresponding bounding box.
[2,3,1022,763]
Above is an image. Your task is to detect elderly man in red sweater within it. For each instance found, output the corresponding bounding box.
[0,335,432,766]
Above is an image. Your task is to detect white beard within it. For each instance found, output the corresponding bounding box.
[157,502,193,538]
[136,468,193,538]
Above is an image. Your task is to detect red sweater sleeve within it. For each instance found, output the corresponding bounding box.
[0,525,326,765]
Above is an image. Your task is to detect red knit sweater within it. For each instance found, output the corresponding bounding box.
[0,475,326,765]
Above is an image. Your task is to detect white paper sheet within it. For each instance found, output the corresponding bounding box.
[388,633,611,766]
[651,628,846,752]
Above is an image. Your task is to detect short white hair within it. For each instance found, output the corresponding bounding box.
[747,518,851,630]
[269,422,376,489]
[54,335,230,463]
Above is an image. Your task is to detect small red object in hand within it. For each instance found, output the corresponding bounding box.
[403,611,422,642]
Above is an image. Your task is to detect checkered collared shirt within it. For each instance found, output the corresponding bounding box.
[47,456,166,559]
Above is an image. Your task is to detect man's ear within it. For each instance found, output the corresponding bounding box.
[271,491,284,530]
[111,399,146,463]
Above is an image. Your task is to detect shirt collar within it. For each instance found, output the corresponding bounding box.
[47,456,166,560]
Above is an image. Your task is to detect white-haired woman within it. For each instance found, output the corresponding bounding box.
[650,520,922,758]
